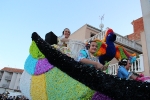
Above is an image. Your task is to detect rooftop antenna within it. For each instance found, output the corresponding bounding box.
[99,14,104,31]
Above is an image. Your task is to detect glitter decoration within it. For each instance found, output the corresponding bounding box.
[24,55,37,75]
[34,58,53,75]
[30,74,47,100]
[31,32,150,100]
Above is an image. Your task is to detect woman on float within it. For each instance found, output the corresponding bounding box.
[77,40,108,70]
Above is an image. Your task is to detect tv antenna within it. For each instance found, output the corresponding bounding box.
[99,14,105,31]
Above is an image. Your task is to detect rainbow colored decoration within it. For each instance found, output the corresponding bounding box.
[85,39,107,57]
[94,39,107,57]
[19,32,150,100]
[98,28,117,65]
[20,40,111,100]
[99,28,136,65]
[115,45,136,63]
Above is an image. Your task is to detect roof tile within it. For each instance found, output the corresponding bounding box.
[1,67,24,73]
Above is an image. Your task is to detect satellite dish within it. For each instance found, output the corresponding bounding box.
[99,23,104,29]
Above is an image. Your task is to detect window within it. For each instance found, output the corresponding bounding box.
[90,33,95,37]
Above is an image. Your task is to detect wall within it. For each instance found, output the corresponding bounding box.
[0,71,22,94]
[141,32,150,75]
[0,88,5,94]
[0,72,9,88]
[85,25,100,39]
[9,73,17,89]
[140,0,150,75]
[69,24,101,42]
[127,17,144,41]
[69,24,87,42]
[14,73,21,90]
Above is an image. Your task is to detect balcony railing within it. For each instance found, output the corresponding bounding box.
[115,34,142,52]
[84,31,142,52]
[84,31,105,42]
[107,54,144,75]
[5,75,12,80]
[2,84,9,88]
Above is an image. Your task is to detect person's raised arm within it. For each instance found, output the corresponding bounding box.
[80,59,104,70]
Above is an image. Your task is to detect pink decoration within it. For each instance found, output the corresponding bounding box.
[136,76,150,82]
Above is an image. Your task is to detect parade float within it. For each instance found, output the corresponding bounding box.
[20,28,150,100]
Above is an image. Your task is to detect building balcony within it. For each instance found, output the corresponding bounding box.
[107,54,144,75]
[5,75,12,80]
[2,84,9,88]
[84,31,142,53]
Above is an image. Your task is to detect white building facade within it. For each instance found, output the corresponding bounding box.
[0,67,23,95]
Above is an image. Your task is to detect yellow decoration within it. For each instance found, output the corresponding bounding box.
[31,74,47,100]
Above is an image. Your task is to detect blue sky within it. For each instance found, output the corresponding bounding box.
[0,0,142,69]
